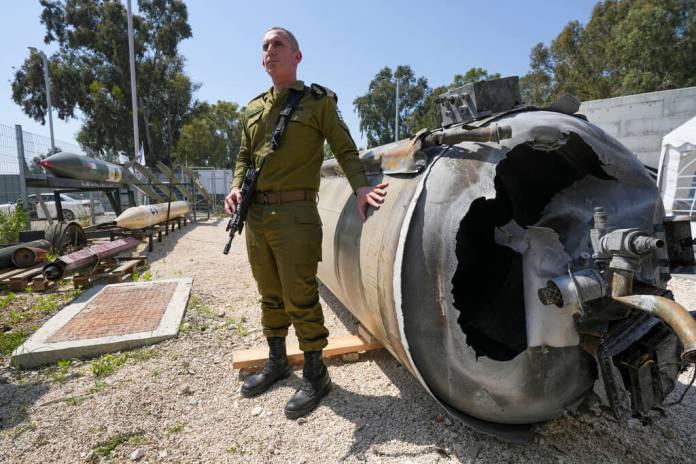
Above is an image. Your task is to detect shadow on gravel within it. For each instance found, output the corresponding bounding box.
[0,379,50,432]
[142,220,211,266]
[318,283,481,460]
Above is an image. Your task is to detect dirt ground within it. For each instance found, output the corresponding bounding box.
[1,218,695,463]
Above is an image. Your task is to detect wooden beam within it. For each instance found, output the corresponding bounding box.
[232,332,383,370]
[156,162,193,202]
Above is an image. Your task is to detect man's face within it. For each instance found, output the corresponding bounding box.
[262,30,302,79]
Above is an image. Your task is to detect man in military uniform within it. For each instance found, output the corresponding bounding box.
[225,27,388,419]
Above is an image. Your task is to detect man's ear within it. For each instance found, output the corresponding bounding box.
[295,50,303,65]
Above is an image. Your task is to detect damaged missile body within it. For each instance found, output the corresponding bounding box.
[317,80,693,440]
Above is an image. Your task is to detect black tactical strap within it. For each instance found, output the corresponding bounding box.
[270,86,308,151]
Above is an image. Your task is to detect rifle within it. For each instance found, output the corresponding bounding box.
[223,164,261,255]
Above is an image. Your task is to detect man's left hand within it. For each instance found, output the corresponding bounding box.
[356,183,389,220]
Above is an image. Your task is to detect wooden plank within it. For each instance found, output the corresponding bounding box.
[180,165,212,204]
[109,259,141,277]
[0,266,33,281]
[232,334,383,370]
[9,264,45,282]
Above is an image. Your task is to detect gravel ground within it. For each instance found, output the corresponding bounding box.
[1,218,695,463]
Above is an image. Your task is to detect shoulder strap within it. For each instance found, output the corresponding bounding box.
[270,86,308,151]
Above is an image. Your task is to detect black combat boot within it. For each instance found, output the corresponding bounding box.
[240,337,291,398]
[284,350,332,419]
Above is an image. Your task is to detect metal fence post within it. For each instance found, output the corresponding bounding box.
[14,125,29,209]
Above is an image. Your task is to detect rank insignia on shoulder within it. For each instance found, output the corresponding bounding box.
[311,83,338,103]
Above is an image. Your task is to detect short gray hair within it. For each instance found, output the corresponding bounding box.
[265,27,299,51]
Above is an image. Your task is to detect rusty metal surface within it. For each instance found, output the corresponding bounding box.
[613,294,696,363]
[43,237,140,281]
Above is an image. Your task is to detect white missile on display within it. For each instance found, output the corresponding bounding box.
[115,201,190,229]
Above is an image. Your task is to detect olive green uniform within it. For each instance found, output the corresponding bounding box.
[232,80,368,351]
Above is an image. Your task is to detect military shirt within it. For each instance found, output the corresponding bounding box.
[232,80,369,193]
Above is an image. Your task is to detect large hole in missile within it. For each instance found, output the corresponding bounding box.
[452,133,613,361]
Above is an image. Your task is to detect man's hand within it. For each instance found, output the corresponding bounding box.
[356,183,388,220]
[224,187,243,215]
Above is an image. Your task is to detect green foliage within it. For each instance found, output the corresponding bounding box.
[13,0,195,165]
[236,315,249,337]
[31,294,61,315]
[49,359,72,383]
[0,331,27,356]
[353,65,428,147]
[0,292,16,309]
[173,101,243,168]
[322,143,335,160]
[90,432,144,460]
[91,353,128,378]
[166,421,184,435]
[0,203,29,244]
[519,0,696,105]
[354,66,502,147]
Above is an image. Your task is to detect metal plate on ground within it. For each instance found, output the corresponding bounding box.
[12,278,192,368]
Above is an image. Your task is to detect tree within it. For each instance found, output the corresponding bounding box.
[353,65,428,147]
[172,101,242,168]
[520,0,696,105]
[11,0,195,165]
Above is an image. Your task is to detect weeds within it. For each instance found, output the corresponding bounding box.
[0,331,27,356]
[48,359,72,383]
[66,395,87,406]
[0,292,16,309]
[236,316,249,337]
[89,380,107,394]
[91,353,128,378]
[31,294,61,315]
[166,421,184,435]
[129,347,159,363]
[132,269,153,282]
[90,432,144,460]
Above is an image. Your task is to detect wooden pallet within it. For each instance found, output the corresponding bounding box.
[73,255,148,288]
[232,325,383,370]
[0,263,46,291]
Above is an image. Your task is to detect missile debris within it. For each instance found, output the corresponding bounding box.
[0,240,52,270]
[43,237,140,281]
[115,201,190,230]
[12,246,50,268]
[315,78,695,440]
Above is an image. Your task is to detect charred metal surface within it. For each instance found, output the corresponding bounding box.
[317,106,690,439]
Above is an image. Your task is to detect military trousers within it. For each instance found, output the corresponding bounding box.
[245,200,329,351]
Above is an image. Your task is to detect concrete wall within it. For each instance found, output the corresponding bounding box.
[579,86,696,168]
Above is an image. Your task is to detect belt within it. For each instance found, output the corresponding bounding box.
[252,189,317,205]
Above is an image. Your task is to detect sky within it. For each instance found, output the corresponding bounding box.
[0,0,597,154]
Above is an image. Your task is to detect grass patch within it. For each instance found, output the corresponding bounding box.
[236,316,249,337]
[0,331,27,356]
[0,292,16,309]
[129,347,159,363]
[65,395,87,406]
[90,432,144,460]
[166,420,184,435]
[89,380,107,394]
[31,294,62,315]
[91,353,128,378]
[48,359,72,384]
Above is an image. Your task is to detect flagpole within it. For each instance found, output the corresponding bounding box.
[126,0,140,164]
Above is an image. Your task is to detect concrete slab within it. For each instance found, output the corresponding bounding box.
[11,278,192,368]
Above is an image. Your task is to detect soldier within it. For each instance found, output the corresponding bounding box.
[225,27,388,419]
